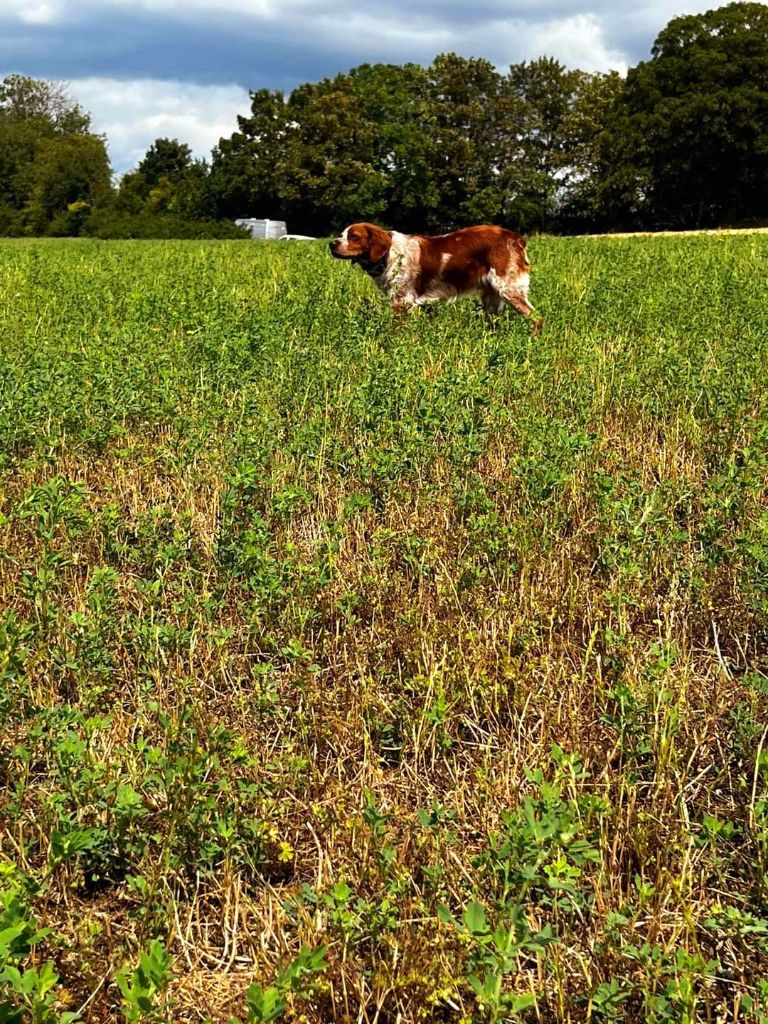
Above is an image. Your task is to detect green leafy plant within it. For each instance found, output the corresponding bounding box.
[236,945,327,1023]
[0,867,79,1024]
[438,900,552,1022]
[115,940,173,1023]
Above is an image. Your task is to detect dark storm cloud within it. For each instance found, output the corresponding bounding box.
[0,10,332,92]
[0,0,684,94]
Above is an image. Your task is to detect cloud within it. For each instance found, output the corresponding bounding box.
[69,77,250,174]
[0,0,731,81]
[324,9,627,74]
[526,14,629,74]
[16,1,62,25]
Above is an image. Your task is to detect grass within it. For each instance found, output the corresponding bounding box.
[0,233,767,1023]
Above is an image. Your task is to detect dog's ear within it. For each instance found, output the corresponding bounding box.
[367,228,391,263]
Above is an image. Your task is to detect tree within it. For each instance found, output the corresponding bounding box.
[210,89,289,220]
[556,71,626,230]
[506,58,587,229]
[169,159,216,220]
[116,139,214,220]
[0,118,45,222]
[0,74,105,234]
[0,75,250,237]
[425,54,524,230]
[609,2,768,227]
[114,170,150,214]
[348,63,437,230]
[26,133,111,233]
[0,74,90,133]
[211,76,389,234]
[210,54,576,235]
[138,138,193,186]
[279,79,387,233]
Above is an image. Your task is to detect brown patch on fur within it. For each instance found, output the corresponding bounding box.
[412,227,527,298]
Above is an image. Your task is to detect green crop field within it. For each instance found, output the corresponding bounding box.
[0,235,767,1023]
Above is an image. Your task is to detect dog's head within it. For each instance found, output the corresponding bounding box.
[329,223,392,264]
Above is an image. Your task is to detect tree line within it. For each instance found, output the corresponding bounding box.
[2,1,767,238]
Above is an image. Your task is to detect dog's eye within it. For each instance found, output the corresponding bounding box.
[348,231,358,241]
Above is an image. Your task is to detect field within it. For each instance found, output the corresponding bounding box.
[0,234,767,1023]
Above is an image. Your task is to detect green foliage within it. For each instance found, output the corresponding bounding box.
[137,138,193,186]
[0,75,107,236]
[601,1,768,227]
[557,70,626,229]
[591,978,631,1021]
[210,54,589,234]
[476,755,607,914]
[25,134,111,234]
[0,76,90,133]
[235,946,327,1023]
[82,207,248,239]
[114,139,220,226]
[0,866,79,1024]
[0,233,766,1020]
[115,940,172,1023]
[439,899,553,1021]
[438,753,606,1019]
[0,78,242,237]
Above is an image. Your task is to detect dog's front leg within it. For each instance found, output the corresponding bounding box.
[390,294,413,320]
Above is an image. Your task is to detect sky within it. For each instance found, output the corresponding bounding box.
[1,0,726,175]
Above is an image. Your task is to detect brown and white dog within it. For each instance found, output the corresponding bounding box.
[329,222,541,331]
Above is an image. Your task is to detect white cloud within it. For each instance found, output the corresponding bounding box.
[1,0,287,22]
[309,8,628,73]
[0,0,736,37]
[69,77,250,173]
[15,0,64,24]
[134,0,274,12]
[526,13,629,73]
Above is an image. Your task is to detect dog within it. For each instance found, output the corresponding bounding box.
[329,222,541,331]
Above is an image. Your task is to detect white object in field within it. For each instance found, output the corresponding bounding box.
[278,234,316,241]
[234,218,287,239]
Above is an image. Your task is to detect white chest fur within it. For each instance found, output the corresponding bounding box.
[375,232,421,299]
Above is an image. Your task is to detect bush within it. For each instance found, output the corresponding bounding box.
[0,203,27,236]
[81,207,250,239]
[47,200,92,237]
